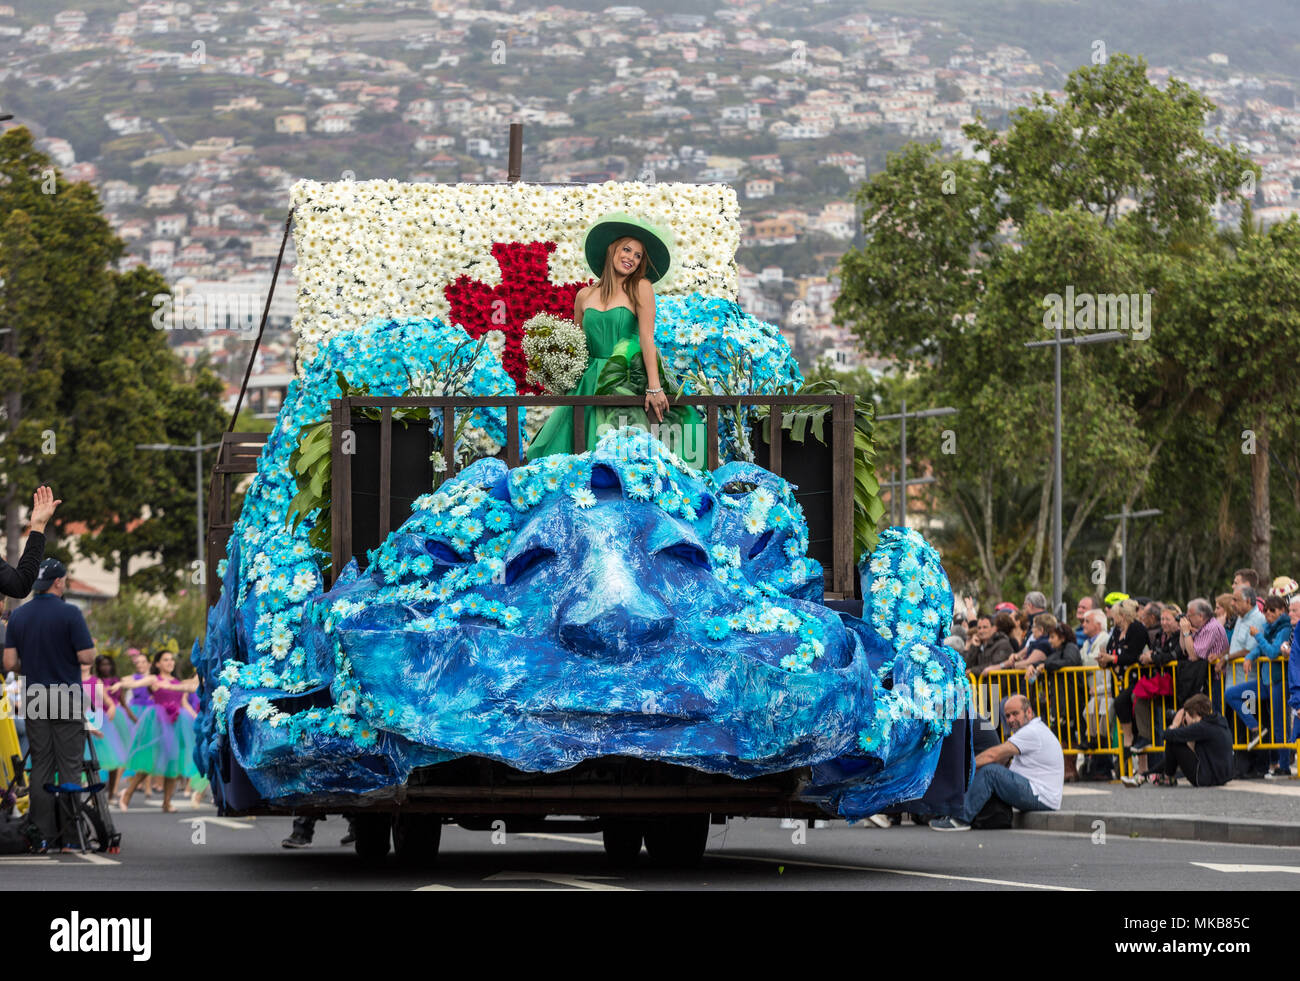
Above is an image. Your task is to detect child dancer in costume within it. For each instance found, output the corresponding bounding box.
[80,659,127,794]
[123,647,157,798]
[114,650,199,813]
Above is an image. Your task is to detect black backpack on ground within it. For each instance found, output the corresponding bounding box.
[0,812,38,854]
[970,793,1014,830]
[1078,754,1116,782]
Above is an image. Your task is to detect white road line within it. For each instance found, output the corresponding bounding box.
[519,830,1085,889]
[1061,786,1113,796]
[1215,782,1300,797]
[74,851,119,866]
[711,852,1089,890]
[417,870,634,891]
[518,832,603,847]
[0,856,56,864]
[179,817,254,830]
[485,871,632,891]
[417,885,560,891]
[1191,862,1300,875]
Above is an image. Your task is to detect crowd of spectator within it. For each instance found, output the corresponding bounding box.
[929,569,1300,830]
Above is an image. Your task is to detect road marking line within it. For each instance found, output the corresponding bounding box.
[180,817,254,830]
[1215,783,1300,797]
[74,851,119,866]
[1061,786,1112,796]
[417,885,559,891]
[417,871,634,892]
[486,871,632,891]
[1191,862,1300,874]
[518,832,603,847]
[522,830,1082,888]
[712,852,1088,890]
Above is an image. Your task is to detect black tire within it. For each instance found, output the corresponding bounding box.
[602,819,644,866]
[392,813,442,866]
[643,814,709,868]
[352,812,393,863]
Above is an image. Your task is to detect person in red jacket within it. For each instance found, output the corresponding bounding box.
[0,487,60,598]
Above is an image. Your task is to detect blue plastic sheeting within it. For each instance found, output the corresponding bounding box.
[194,313,968,819]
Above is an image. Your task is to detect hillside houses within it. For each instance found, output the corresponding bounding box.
[0,0,1292,379]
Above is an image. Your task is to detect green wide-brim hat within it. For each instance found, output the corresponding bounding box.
[581,211,675,283]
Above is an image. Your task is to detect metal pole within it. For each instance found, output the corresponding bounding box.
[1052,339,1064,619]
[508,123,522,181]
[1120,512,1128,593]
[195,431,205,574]
[899,399,907,529]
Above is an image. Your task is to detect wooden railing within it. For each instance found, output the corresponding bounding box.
[205,431,270,608]
[330,394,858,599]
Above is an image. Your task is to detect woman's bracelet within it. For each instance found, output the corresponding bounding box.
[645,387,664,395]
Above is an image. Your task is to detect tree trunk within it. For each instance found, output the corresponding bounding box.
[1027,463,1053,590]
[982,467,1000,603]
[955,493,998,602]
[1250,415,1271,581]
[1062,485,1105,572]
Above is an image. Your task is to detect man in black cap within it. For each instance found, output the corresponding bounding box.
[0,486,60,598]
[3,556,97,850]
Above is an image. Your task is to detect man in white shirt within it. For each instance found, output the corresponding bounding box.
[930,693,1063,831]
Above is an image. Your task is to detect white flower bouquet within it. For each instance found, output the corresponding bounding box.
[522,312,588,395]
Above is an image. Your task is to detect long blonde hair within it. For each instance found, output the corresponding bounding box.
[593,235,651,318]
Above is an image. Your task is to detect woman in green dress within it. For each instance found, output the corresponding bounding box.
[527,211,706,470]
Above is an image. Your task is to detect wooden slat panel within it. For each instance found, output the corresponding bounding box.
[831,394,855,598]
[505,404,520,467]
[379,406,392,539]
[330,399,351,589]
[768,400,782,477]
[442,406,456,477]
[572,404,585,454]
[706,404,719,470]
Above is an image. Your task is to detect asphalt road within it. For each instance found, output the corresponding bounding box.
[9,799,1300,891]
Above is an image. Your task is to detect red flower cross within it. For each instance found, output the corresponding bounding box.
[444,241,592,393]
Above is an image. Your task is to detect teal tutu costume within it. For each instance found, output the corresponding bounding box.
[124,687,199,779]
[86,710,128,774]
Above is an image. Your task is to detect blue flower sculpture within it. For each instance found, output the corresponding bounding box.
[195,313,967,819]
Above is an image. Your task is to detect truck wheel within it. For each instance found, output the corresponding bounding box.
[602,819,644,866]
[643,814,709,868]
[392,813,442,866]
[353,813,392,863]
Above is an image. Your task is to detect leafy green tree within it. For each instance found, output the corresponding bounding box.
[1167,211,1300,580]
[0,127,226,596]
[833,54,1258,603]
[966,54,1251,247]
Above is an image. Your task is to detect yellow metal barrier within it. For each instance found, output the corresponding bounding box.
[968,654,1297,781]
[967,665,1125,775]
[0,683,27,811]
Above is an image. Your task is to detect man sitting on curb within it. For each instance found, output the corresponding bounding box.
[930,694,1063,831]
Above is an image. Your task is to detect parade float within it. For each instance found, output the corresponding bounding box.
[196,128,973,864]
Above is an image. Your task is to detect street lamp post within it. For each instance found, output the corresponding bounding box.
[1102,507,1162,594]
[1024,330,1126,619]
[877,400,956,528]
[136,433,222,577]
[880,473,937,527]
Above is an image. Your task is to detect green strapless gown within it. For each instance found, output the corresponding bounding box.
[526,305,707,469]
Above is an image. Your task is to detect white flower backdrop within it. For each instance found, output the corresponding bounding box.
[288,179,743,368]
